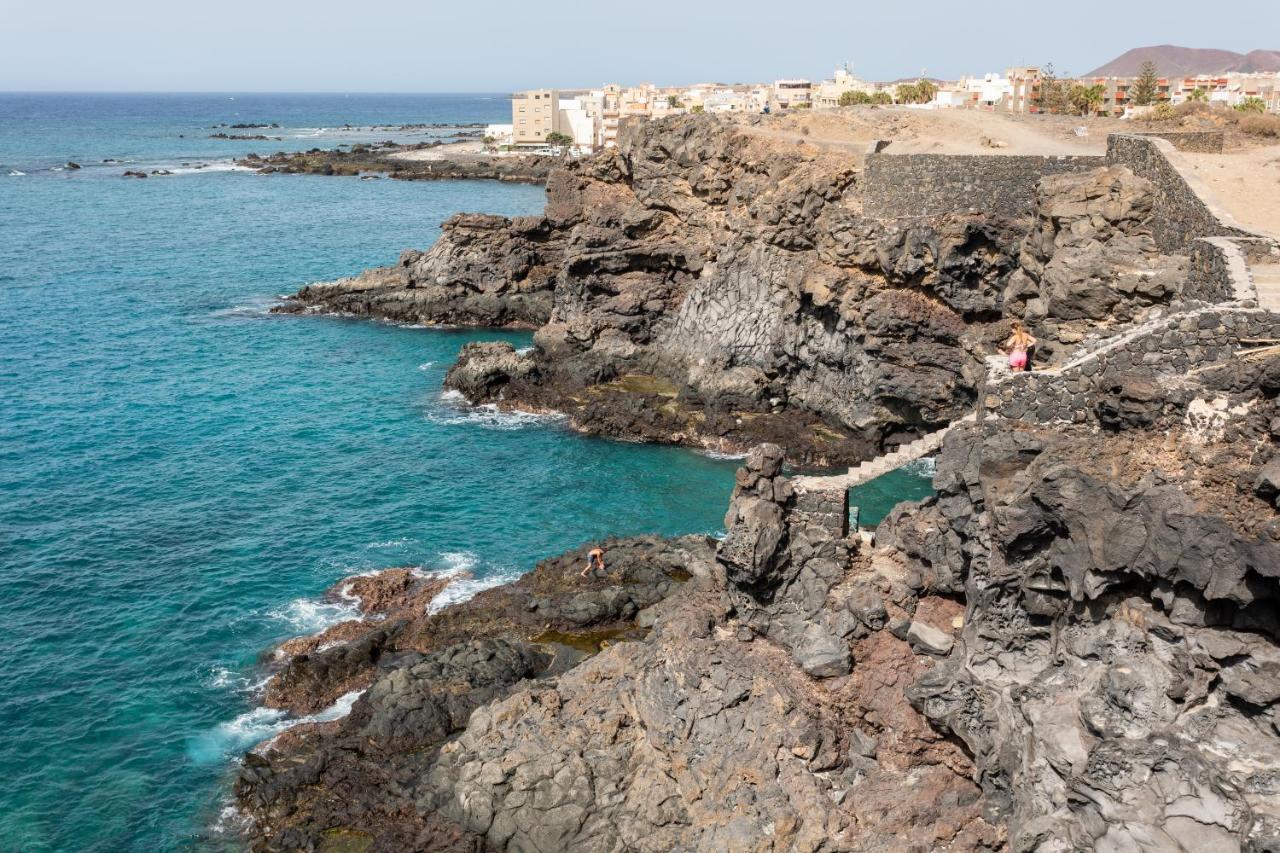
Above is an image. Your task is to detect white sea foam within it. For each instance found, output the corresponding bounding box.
[515,346,533,356]
[208,296,282,318]
[417,361,435,371]
[396,551,520,614]
[267,596,360,634]
[164,160,247,175]
[188,690,364,764]
[427,393,565,432]
[700,448,747,461]
[210,802,252,836]
[425,568,521,614]
[366,536,416,549]
[8,170,26,177]
[902,456,937,478]
[439,550,479,573]
[208,666,272,694]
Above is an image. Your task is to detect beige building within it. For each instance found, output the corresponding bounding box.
[772,79,813,109]
[1004,67,1041,113]
[811,68,876,109]
[512,89,562,146]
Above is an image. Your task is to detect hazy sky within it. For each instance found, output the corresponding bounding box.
[3,0,1277,91]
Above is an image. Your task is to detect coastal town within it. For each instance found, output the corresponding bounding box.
[493,62,1280,151]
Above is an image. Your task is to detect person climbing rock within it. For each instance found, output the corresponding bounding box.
[1005,321,1037,372]
[580,547,606,578]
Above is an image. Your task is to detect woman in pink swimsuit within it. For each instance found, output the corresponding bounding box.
[1006,322,1036,372]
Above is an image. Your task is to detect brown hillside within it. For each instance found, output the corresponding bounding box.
[1086,44,1280,76]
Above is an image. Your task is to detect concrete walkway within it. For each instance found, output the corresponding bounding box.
[793,413,976,494]
[1254,264,1280,313]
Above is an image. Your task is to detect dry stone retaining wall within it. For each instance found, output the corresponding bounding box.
[985,306,1280,425]
[1105,134,1251,252]
[1185,237,1259,304]
[861,152,1105,220]
[1130,130,1225,153]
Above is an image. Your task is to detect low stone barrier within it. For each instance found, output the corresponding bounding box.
[1185,237,1258,304]
[1105,134,1251,252]
[861,152,1105,220]
[985,306,1280,425]
[1131,130,1225,154]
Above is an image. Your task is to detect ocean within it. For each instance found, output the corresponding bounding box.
[0,93,934,851]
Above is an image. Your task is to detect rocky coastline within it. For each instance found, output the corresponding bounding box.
[237,141,555,184]
[240,112,1280,851]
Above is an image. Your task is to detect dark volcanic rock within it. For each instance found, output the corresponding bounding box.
[281,114,1043,465]
[882,388,1280,850]
[274,213,564,328]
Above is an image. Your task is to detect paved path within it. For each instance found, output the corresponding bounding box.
[1254,264,1280,312]
[793,413,976,493]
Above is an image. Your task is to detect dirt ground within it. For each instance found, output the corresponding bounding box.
[1180,144,1280,236]
[742,106,1280,236]
[741,106,1122,156]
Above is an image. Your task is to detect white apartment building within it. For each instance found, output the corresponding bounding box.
[484,123,513,147]
[557,98,598,150]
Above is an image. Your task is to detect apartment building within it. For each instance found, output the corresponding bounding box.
[511,89,562,146]
[811,68,877,108]
[771,79,813,109]
[1173,73,1280,112]
[1005,67,1042,113]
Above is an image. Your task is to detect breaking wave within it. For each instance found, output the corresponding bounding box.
[187,689,364,765]
[426,392,565,431]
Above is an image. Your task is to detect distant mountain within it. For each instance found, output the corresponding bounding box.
[1085,45,1280,77]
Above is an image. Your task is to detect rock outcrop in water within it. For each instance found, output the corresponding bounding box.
[276,213,565,328]
[279,116,1209,467]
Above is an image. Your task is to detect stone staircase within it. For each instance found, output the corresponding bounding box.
[1254,264,1280,313]
[793,413,976,493]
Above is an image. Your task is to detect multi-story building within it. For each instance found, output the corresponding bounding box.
[771,79,813,109]
[1172,73,1280,112]
[511,89,562,146]
[1004,67,1042,113]
[811,68,876,108]
[1081,76,1172,116]
[484,123,513,148]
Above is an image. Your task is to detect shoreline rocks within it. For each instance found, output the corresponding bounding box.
[285,114,1198,466]
[237,143,555,184]
[240,111,1280,851]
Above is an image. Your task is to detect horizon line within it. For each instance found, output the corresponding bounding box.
[0,89,526,95]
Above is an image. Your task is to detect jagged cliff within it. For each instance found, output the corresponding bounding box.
[281,116,1042,464]
[243,115,1280,851]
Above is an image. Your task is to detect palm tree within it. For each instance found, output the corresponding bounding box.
[1187,87,1208,103]
[1236,96,1266,114]
[1070,83,1105,116]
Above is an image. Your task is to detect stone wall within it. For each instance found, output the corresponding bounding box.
[1185,237,1257,304]
[1105,134,1250,252]
[861,152,1105,220]
[1131,130,1225,153]
[984,306,1280,425]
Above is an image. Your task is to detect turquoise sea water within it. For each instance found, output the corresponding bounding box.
[0,93,933,851]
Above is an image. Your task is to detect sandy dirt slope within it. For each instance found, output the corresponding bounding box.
[1180,144,1280,236]
[739,107,1120,156]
